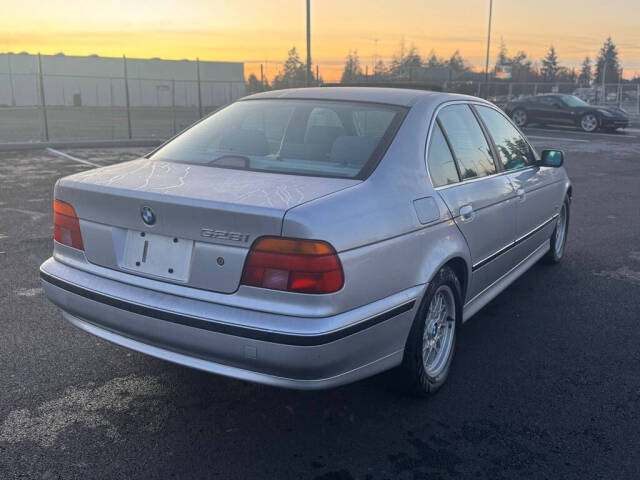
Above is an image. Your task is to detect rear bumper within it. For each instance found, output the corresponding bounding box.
[40,257,421,390]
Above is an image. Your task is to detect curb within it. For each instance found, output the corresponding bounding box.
[0,138,164,152]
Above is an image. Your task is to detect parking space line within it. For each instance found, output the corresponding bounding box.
[526,135,589,143]
[46,148,100,167]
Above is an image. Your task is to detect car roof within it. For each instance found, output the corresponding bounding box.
[242,87,469,107]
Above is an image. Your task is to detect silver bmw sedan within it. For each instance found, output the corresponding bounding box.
[41,87,571,395]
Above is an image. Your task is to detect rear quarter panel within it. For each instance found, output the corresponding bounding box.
[282,99,472,311]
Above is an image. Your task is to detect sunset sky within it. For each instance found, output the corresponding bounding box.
[2,0,639,82]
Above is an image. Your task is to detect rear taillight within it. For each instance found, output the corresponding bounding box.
[241,237,344,294]
[53,199,84,250]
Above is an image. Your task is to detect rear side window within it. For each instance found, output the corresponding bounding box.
[437,105,496,180]
[150,99,406,179]
[427,123,459,187]
[475,105,535,171]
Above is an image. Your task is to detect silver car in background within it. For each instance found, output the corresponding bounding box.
[41,87,571,395]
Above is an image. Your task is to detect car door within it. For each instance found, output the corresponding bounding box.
[430,104,518,301]
[474,104,566,263]
[537,96,573,125]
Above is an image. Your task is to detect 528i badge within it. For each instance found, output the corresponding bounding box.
[200,228,250,243]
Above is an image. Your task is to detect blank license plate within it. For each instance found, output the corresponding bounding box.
[122,230,194,282]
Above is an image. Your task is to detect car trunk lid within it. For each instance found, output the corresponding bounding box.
[55,158,359,293]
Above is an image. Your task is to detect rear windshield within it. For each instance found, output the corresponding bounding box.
[150,99,406,179]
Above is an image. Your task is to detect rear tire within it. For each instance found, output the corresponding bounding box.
[511,108,528,128]
[399,266,462,396]
[543,196,570,264]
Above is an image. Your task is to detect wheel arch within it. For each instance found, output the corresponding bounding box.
[423,253,471,306]
[441,257,469,304]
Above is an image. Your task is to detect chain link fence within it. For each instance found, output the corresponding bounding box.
[0,56,245,144]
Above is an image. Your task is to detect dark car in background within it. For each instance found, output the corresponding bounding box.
[504,94,629,132]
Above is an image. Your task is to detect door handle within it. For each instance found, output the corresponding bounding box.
[459,204,474,222]
[516,188,526,201]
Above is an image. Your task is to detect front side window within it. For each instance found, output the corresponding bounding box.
[538,96,559,106]
[151,99,406,179]
[560,95,589,108]
[437,104,496,180]
[427,123,459,187]
[475,105,535,171]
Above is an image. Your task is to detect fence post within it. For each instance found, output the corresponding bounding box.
[8,53,16,106]
[508,82,513,100]
[123,55,132,139]
[617,82,622,107]
[260,63,264,91]
[37,53,49,141]
[172,79,177,135]
[196,58,203,118]
[637,84,640,115]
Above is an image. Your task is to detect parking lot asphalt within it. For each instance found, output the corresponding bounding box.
[1,128,639,479]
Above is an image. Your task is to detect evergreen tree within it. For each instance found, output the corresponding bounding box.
[341,50,363,83]
[579,56,593,85]
[494,40,537,81]
[424,51,443,68]
[497,38,509,66]
[245,73,264,94]
[595,37,621,83]
[373,59,387,77]
[447,50,467,71]
[390,40,422,76]
[541,45,560,81]
[272,46,314,89]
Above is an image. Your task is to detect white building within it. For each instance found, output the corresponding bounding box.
[0,53,245,107]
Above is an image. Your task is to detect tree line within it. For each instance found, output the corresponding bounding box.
[246,37,636,94]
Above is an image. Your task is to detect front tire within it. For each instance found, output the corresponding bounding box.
[400,266,462,396]
[580,113,599,132]
[543,196,570,264]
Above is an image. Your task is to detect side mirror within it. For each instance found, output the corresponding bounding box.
[540,149,564,168]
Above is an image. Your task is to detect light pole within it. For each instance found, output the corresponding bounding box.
[484,0,493,87]
[306,0,311,87]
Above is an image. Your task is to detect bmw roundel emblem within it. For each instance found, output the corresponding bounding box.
[141,206,156,226]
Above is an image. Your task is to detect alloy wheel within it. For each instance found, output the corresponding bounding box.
[554,204,567,257]
[512,110,527,127]
[422,285,456,378]
[581,114,598,132]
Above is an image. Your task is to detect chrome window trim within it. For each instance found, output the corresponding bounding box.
[425,100,539,191]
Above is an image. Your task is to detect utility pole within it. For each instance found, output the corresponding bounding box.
[306,0,311,87]
[484,0,493,86]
